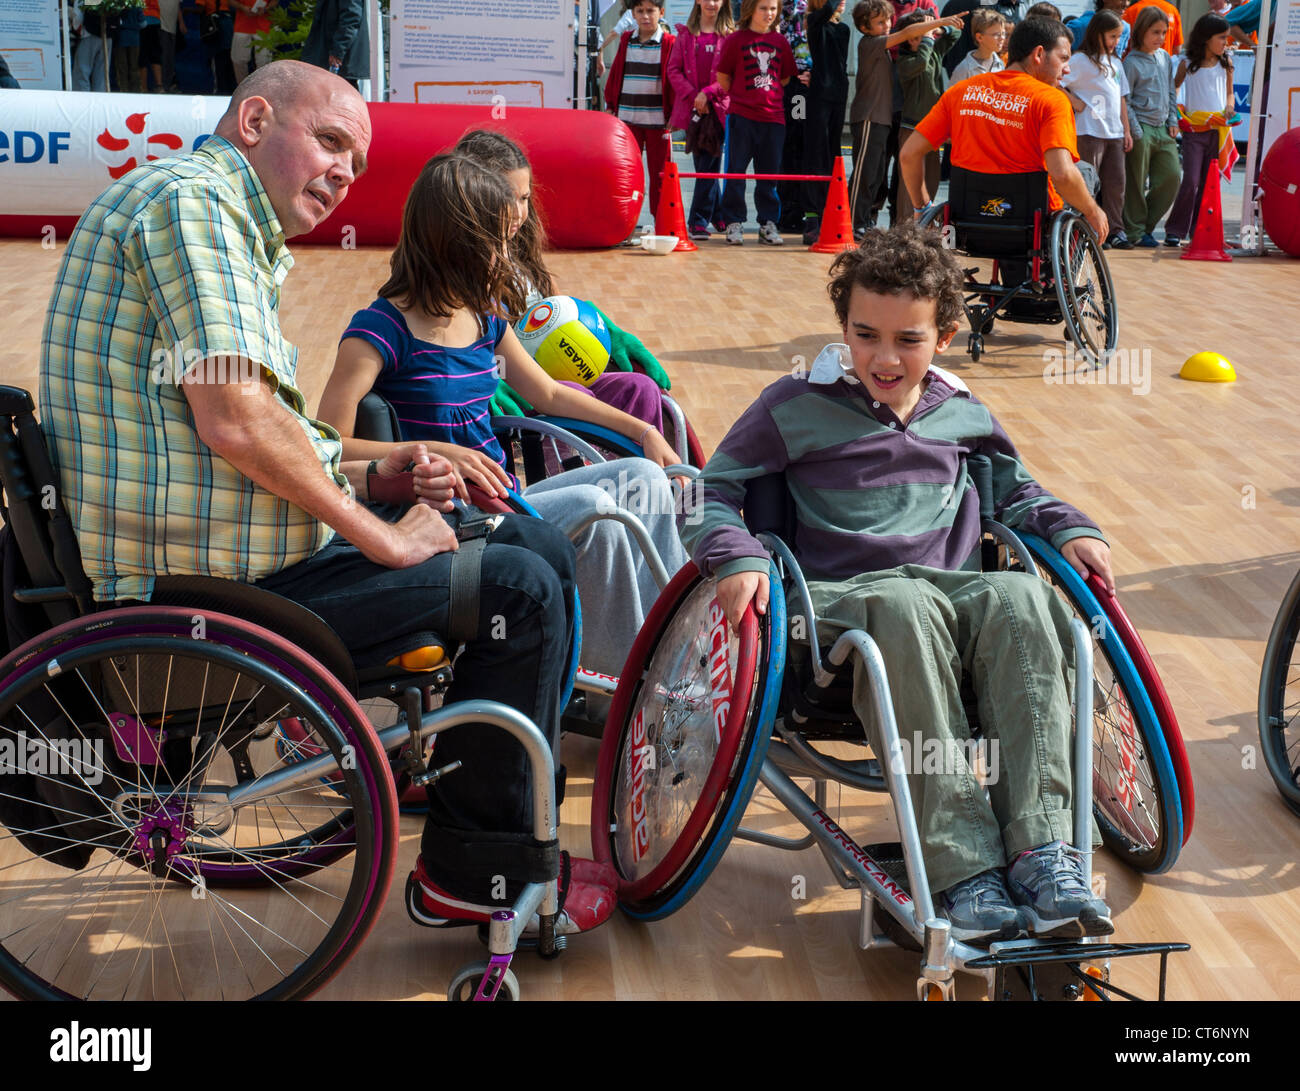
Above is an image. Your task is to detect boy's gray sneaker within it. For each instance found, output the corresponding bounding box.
[1008,840,1114,938]
[940,869,1025,943]
[758,220,784,245]
[726,222,744,245]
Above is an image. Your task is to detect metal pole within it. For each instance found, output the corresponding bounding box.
[61,0,73,90]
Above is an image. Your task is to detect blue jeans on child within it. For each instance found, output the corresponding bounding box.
[721,114,786,227]
[688,147,723,232]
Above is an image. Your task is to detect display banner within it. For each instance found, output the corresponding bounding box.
[390,0,576,107]
[0,0,63,89]
[0,91,226,217]
[1240,0,1300,244]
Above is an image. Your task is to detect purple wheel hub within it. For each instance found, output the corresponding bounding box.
[132,802,192,861]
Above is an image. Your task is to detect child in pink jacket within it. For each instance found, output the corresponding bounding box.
[668,0,736,239]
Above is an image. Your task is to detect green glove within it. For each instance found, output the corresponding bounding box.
[593,304,671,391]
[491,381,534,417]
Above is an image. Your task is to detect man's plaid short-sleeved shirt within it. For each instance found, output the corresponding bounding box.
[39,135,347,602]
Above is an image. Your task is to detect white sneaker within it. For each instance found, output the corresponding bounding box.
[726,223,744,245]
[759,221,784,245]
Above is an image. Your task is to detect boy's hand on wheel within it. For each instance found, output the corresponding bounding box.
[1061,536,1115,596]
[716,570,769,631]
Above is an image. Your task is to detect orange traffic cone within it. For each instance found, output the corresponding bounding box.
[654,159,697,253]
[1181,158,1231,262]
[808,156,857,254]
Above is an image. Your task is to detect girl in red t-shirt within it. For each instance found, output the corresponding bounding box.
[716,0,796,244]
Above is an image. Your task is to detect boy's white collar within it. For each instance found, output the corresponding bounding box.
[807,342,970,394]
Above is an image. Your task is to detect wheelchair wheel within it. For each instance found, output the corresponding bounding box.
[1257,567,1300,817]
[590,562,785,919]
[1084,573,1195,843]
[1050,212,1118,369]
[1016,536,1183,872]
[0,607,398,1000]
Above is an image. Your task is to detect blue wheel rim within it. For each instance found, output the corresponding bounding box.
[532,417,645,460]
[1018,533,1182,873]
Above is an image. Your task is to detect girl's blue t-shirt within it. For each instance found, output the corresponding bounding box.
[342,297,510,469]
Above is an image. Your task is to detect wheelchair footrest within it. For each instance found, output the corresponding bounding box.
[967,939,1190,1001]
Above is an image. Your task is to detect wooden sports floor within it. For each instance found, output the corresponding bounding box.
[1,232,1298,1002]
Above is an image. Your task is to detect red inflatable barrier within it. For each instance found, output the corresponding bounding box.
[302,103,644,250]
[0,95,643,250]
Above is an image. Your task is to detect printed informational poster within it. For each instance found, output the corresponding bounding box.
[390,0,575,107]
[0,0,63,89]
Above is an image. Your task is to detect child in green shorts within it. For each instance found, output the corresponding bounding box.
[681,224,1114,943]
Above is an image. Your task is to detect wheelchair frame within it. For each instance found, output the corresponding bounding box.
[591,471,1189,1000]
[919,169,1119,368]
[0,384,687,1001]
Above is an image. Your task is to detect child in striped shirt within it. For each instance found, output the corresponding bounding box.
[605,0,677,233]
[682,224,1114,943]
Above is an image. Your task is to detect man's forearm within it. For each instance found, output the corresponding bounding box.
[1050,164,1100,220]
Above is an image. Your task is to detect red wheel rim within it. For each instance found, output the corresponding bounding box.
[590,564,760,901]
[1086,574,1195,842]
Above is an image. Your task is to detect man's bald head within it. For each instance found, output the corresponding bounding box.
[213,60,371,238]
[215,60,363,140]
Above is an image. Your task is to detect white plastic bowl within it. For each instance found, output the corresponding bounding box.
[639,234,678,254]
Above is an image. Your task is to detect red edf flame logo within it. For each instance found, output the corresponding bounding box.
[96,112,184,179]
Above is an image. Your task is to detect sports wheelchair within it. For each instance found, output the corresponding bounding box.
[590,464,1189,1000]
[1258,568,1300,818]
[0,384,660,1002]
[352,391,699,739]
[920,167,1119,368]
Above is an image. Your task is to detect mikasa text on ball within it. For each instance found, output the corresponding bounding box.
[514,296,611,386]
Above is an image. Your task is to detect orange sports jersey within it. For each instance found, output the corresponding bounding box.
[1124,0,1183,56]
[914,69,1078,211]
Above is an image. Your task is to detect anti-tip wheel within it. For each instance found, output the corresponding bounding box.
[447,961,520,1002]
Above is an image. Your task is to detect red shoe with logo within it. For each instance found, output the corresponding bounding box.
[405,852,617,935]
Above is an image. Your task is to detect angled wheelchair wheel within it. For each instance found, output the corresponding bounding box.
[1016,536,1183,873]
[1084,573,1195,843]
[0,607,398,1000]
[590,562,785,919]
[1258,568,1300,817]
[1050,212,1118,369]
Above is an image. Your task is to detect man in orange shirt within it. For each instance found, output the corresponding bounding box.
[1124,0,1182,54]
[900,14,1106,241]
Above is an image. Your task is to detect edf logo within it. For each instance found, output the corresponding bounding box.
[0,131,71,164]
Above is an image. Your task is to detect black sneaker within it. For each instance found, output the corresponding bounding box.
[801,217,821,245]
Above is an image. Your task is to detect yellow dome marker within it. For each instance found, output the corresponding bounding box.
[1179,352,1236,382]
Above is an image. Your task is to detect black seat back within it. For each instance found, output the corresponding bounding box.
[355,390,402,443]
[949,167,1050,257]
[742,472,798,546]
[0,386,93,627]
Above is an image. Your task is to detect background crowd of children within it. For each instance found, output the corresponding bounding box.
[602,0,1244,251]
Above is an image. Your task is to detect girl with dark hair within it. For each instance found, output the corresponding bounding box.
[1062,8,1134,247]
[1164,13,1236,246]
[453,128,671,433]
[317,153,688,689]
